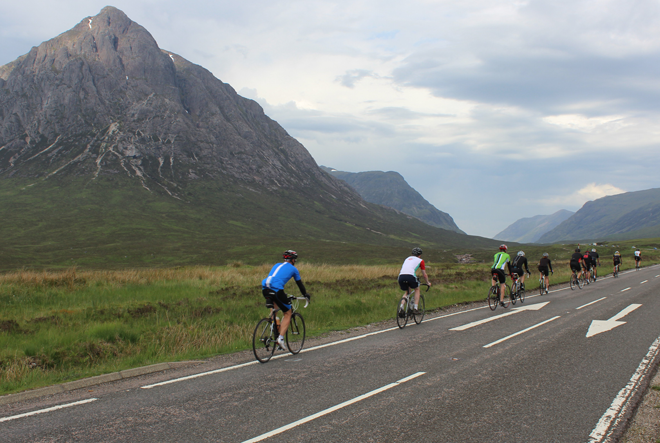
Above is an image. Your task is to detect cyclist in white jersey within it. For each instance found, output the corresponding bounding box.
[398,247,431,315]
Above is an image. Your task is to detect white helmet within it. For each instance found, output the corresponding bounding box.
[517,251,525,256]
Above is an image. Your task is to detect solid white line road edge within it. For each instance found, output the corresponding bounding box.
[576,297,607,310]
[588,336,660,442]
[0,398,98,423]
[241,372,426,443]
[483,316,561,348]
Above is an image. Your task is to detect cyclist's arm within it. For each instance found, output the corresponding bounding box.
[295,279,308,296]
[524,258,530,274]
[421,269,430,286]
[548,260,553,273]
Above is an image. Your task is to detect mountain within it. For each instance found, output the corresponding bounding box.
[321,167,464,234]
[494,210,574,243]
[537,188,660,243]
[0,7,495,268]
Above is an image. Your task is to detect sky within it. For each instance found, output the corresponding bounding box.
[2,0,659,238]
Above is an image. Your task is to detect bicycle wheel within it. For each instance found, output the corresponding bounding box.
[397,296,409,329]
[501,285,511,308]
[488,286,499,311]
[519,285,525,303]
[253,318,276,363]
[570,274,575,290]
[539,279,545,296]
[413,294,426,324]
[286,312,306,354]
[510,284,517,305]
[578,275,584,289]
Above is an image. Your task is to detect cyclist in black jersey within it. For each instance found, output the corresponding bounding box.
[613,251,622,274]
[582,250,593,283]
[589,249,600,281]
[570,248,584,281]
[511,251,530,290]
[538,253,553,293]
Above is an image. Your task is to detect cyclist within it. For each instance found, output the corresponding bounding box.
[570,248,584,282]
[491,244,511,308]
[537,253,553,294]
[589,248,600,281]
[398,247,431,316]
[261,250,311,349]
[511,251,530,290]
[582,249,593,283]
[634,249,641,269]
[613,251,622,275]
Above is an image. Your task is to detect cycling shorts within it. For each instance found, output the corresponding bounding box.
[570,261,581,272]
[398,274,419,291]
[491,268,506,284]
[538,266,549,277]
[511,267,524,278]
[635,256,641,261]
[613,258,621,265]
[262,288,291,312]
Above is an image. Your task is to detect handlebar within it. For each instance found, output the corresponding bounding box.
[420,283,431,292]
[287,295,310,309]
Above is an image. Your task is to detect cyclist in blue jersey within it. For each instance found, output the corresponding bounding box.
[491,244,512,307]
[262,250,310,349]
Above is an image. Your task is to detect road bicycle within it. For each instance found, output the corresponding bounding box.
[252,294,308,363]
[613,263,620,278]
[397,283,430,329]
[538,271,551,295]
[488,273,511,311]
[569,270,583,290]
[510,272,526,305]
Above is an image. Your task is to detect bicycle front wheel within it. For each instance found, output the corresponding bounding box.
[570,274,575,290]
[286,312,306,354]
[519,285,525,303]
[253,318,276,363]
[488,286,499,311]
[413,294,426,324]
[578,275,584,289]
[397,296,409,328]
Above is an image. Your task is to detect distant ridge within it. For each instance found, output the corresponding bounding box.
[494,210,574,243]
[537,188,660,243]
[322,167,464,234]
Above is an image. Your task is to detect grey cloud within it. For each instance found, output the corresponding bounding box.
[336,69,374,88]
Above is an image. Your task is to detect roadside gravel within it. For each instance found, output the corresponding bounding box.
[621,363,660,443]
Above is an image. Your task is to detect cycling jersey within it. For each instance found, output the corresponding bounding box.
[570,252,582,264]
[262,262,301,291]
[613,254,621,264]
[511,255,529,274]
[635,251,641,260]
[492,252,511,271]
[589,251,599,266]
[538,257,553,274]
[399,256,425,275]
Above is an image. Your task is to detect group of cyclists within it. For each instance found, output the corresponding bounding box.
[490,244,643,306]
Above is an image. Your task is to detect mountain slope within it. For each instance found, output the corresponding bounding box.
[322,167,464,234]
[494,210,574,243]
[537,188,660,243]
[0,7,495,268]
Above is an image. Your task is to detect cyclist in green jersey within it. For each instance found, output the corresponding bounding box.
[491,244,512,307]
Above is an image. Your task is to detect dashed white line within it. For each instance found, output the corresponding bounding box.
[640,280,648,284]
[621,287,631,292]
[588,336,660,442]
[483,316,561,348]
[576,297,607,310]
[241,372,426,443]
[0,398,98,423]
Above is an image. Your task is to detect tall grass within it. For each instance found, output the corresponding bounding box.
[1,255,658,395]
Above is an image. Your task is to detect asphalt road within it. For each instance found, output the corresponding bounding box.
[2,265,660,442]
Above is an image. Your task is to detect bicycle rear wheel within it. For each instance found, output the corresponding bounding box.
[397,295,409,328]
[253,318,276,363]
[413,294,426,324]
[539,279,545,296]
[488,286,499,311]
[510,284,517,305]
[501,285,511,308]
[519,285,525,303]
[578,275,584,289]
[570,274,575,290]
[286,312,306,354]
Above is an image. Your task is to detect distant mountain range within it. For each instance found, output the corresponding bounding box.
[538,188,660,243]
[0,7,495,268]
[321,167,464,234]
[494,210,574,243]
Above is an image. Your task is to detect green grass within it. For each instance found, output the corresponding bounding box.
[2,253,659,395]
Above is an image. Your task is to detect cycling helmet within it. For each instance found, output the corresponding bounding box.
[517,251,525,256]
[412,247,423,256]
[283,250,298,260]
[543,252,549,257]
[615,251,620,255]
[575,248,580,253]
[592,249,596,252]
[499,244,507,251]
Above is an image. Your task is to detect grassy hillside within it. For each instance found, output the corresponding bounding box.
[495,210,574,243]
[0,176,497,270]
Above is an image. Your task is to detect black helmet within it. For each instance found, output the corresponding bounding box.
[283,250,298,260]
[575,248,580,253]
[412,247,423,256]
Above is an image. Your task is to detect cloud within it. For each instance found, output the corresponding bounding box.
[539,183,626,207]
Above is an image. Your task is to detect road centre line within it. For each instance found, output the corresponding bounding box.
[0,398,97,423]
[142,306,486,389]
[576,297,607,310]
[241,372,426,443]
[588,336,660,442]
[483,316,561,348]
[621,287,631,292]
[641,280,648,284]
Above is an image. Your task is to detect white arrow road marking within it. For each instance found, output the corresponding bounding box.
[449,302,549,331]
[586,304,642,338]
[483,316,561,348]
[242,372,426,443]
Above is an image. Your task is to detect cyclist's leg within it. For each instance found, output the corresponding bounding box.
[413,286,421,307]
